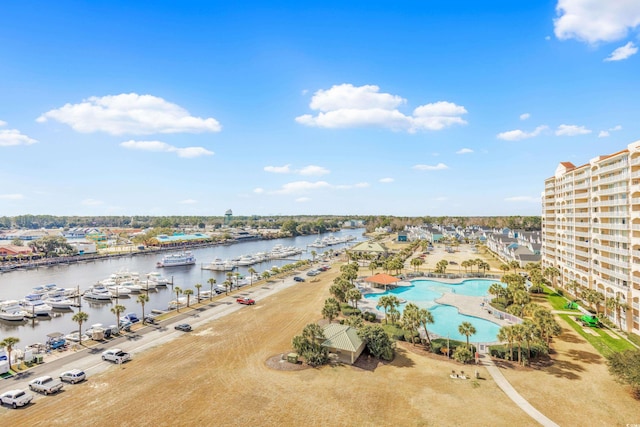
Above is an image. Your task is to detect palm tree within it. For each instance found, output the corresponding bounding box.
[248,268,257,286]
[310,250,317,263]
[345,288,362,309]
[497,325,515,361]
[417,307,434,348]
[543,266,560,288]
[72,311,89,346]
[223,280,232,295]
[511,323,526,365]
[322,298,340,323]
[0,337,19,371]
[225,272,234,289]
[458,321,476,349]
[488,283,504,299]
[207,278,216,301]
[174,286,182,312]
[137,294,149,324]
[509,260,520,273]
[194,283,202,303]
[499,264,510,274]
[378,295,400,324]
[111,304,126,329]
[401,303,421,345]
[184,289,194,307]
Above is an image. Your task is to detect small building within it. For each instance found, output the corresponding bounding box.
[397,232,408,242]
[321,323,366,365]
[0,244,34,257]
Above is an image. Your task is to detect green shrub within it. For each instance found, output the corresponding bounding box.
[362,311,377,322]
[342,306,362,316]
[627,333,640,347]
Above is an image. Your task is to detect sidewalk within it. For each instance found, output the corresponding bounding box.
[482,356,559,427]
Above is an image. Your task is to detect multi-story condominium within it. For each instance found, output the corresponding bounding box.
[542,141,640,335]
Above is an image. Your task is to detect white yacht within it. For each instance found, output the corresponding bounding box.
[156,251,196,268]
[108,285,132,296]
[83,285,113,301]
[44,296,75,310]
[202,258,236,271]
[146,271,170,286]
[0,300,27,321]
[21,299,53,316]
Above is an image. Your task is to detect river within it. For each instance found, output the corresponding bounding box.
[0,229,365,345]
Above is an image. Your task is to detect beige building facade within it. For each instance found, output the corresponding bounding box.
[542,141,640,334]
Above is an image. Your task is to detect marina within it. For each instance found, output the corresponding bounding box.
[0,230,363,345]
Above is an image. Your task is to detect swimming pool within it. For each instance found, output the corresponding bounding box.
[364,279,503,342]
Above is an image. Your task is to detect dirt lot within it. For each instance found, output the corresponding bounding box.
[3,245,640,426]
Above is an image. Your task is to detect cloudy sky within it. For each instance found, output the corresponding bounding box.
[1,1,639,217]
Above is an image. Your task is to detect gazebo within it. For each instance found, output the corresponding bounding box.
[363,273,401,290]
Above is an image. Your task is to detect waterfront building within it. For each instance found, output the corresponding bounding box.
[542,140,640,334]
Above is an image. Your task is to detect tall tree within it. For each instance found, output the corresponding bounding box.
[322,298,340,323]
[378,295,400,324]
[0,337,19,371]
[345,288,362,309]
[458,321,477,350]
[207,278,217,301]
[184,289,194,307]
[174,286,183,312]
[194,283,202,303]
[72,311,89,346]
[111,304,126,329]
[137,294,149,324]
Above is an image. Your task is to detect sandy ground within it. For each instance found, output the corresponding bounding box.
[2,241,640,426]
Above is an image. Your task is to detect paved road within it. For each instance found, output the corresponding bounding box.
[0,277,299,401]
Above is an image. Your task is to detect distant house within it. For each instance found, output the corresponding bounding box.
[397,232,408,242]
[321,323,366,365]
[0,244,34,257]
[350,241,388,259]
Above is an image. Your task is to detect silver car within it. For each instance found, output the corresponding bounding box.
[60,369,86,384]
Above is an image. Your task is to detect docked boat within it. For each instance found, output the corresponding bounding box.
[146,271,170,286]
[83,285,113,301]
[44,296,75,310]
[65,331,82,342]
[167,297,188,310]
[108,285,132,296]
[21,299,53,316]
[156,251,196,268]
[0,300,27,321]
[236,255,257,266]
[202,258,236,271]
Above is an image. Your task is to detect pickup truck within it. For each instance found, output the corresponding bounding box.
[102,348,131,363]
[236,297,255,305]
[29,375,64,395]
[1,389,34,408]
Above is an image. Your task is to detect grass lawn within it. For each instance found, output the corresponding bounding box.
[540,284,582,312]
[559,314,636,357]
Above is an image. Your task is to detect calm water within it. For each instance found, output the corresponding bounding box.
[364,279,503,342]
[0,230,364,345]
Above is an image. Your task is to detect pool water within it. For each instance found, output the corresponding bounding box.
[364,279,503,342]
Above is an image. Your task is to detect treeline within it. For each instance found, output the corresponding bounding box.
[0,215,362,231]
[362,215,541,233]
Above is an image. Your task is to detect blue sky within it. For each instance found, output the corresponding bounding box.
[1,1,639,217]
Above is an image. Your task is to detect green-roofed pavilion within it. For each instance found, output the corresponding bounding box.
[321,323,366,365]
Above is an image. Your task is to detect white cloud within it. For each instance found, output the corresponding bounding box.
[120,140,213,158]
[520,113,531,120]
[81,198,103,206]
[179,199,197,204]
[298,165,330,176]
[0,129,38,147]
[379,177,394,183]
[0,120,6,127]
[598,124,622,137]
[264,164,330,176]
[554,0,640,43]
[456,148,473,154]
[0,193,24,200]
[434,196,448,201]
[296,197,311,203]
[270,180,369,195]
[497,125,548,141]
[505,196,541,203]
[605,41,638,61]
[264,164,292,174]
[296,84,467,132]
[412,163,449,171]
[555,124,592,136]
[272,181,332,195]
[253,188,264,194]
[37,93,222,135]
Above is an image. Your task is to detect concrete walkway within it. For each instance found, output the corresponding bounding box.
[482,356,559,427]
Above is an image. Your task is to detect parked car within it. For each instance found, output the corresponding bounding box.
[174,323,192,332]
[0,389,33,408]
[28,375,64,395]
[59,369,86,384]
[293,276,305,282]
[306,270,319,277]
[101,348,131,364]
[236,297,255,305]
[121,313,140,324]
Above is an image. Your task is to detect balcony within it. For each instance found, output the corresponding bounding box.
[598,187,628,196]
[598,174,629,185]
